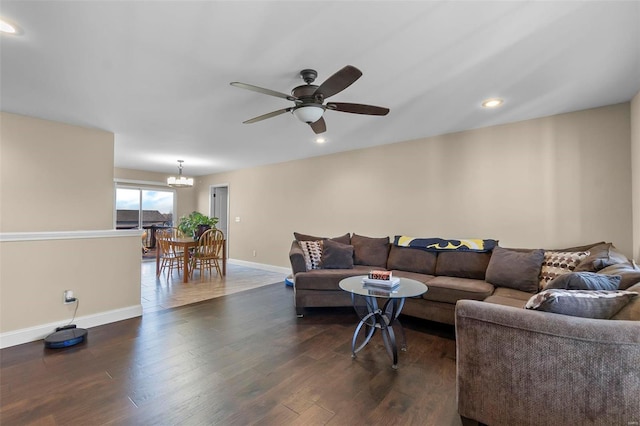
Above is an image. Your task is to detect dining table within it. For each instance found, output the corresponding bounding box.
[156,237,226,283]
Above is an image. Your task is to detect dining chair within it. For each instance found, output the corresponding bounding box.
[169,227,185,238]
[167,227,186,256]
[156,229,182,277]
[190,229,224,279]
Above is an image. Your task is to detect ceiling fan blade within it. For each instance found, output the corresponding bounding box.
[314,65,362,99]
[309,117,327,134]
[326,102,390,116]
[243,107,293,124]
[230,82,298,102]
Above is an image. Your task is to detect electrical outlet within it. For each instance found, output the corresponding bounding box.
[63,290,76,304]
[252,250,257,257]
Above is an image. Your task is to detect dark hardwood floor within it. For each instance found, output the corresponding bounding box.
[0,282,461,425]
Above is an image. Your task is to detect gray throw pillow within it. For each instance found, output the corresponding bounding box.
[525,289,637,319]
[321,239,354,269]
[351,234,390,267]
[485,247,545,293]
[546,272,621,291]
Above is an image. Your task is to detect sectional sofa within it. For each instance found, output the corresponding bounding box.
[289,232,640,425]
[289,233,640,322]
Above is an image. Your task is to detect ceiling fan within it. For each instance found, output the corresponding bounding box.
[230,65,390,134]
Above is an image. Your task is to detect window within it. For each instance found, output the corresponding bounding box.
[115,186,175,230]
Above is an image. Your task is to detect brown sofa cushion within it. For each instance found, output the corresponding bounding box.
[294,266,370,291]
[435,251,492,279]
[351,234,390,268]
[485,247,544,293]
[387,245,437,275]
[612,283,640,320]
[321,239,354,269]
[491,286,536,301]
[390,270,434,283]
[483,295,528,309]
[294,232,351,245]
[574,243,628,272]
[422,276,494,304]
[484,287,531,308]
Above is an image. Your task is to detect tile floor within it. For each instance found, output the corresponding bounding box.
[141,258,288,313]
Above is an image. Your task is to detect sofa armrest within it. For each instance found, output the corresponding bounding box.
[455,300,640,426]
[289,240,307,276]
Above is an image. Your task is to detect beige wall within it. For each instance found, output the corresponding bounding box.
[0,235,141,332]
[1,112,114,232]
[198,103,633,268]
[632,91,640,261]
[0,113,141,343]
[113,167,197,222]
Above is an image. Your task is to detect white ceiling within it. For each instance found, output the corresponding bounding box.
[1,1,639,176]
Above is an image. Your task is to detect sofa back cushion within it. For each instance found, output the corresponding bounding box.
[387,245,437,275]
[597,261,640,290]
[294,232,351,245]
[321,239,354,269]
[574,243,629,272]
[485,247,545,293]
[351,234,390,268]
[435,251,492,280]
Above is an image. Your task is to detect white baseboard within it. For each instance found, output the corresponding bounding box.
[0,304,143,349]
[1,261,289,349]
[227,258,291,275]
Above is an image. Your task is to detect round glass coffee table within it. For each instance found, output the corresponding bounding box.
[339,275,428,369]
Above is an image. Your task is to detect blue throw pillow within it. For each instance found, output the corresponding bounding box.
[546,272,621,291]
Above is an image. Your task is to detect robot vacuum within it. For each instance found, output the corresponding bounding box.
[44,325,87,349]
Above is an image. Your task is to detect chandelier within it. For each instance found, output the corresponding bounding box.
[167,160,194,188]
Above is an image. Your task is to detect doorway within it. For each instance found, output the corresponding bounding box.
[210,184,229,254]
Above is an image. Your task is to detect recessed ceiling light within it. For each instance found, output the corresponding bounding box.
[482,98,504,108]
[0,18,17,34]
[315,137,326,144]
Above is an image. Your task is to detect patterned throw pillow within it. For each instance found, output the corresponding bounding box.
[299,240,323,270]
[539,251,589,289]
[525,289,637,319]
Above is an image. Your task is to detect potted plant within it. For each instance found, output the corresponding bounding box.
[177,211,219,239]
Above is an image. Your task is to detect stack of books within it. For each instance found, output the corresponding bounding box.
[362,270,400,290]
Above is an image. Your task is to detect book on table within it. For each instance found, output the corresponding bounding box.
[365,287,399,296]
[362,276,400,288]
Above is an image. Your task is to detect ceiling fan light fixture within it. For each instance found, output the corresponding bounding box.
[292,105,324,124]
[167,160,194,188]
